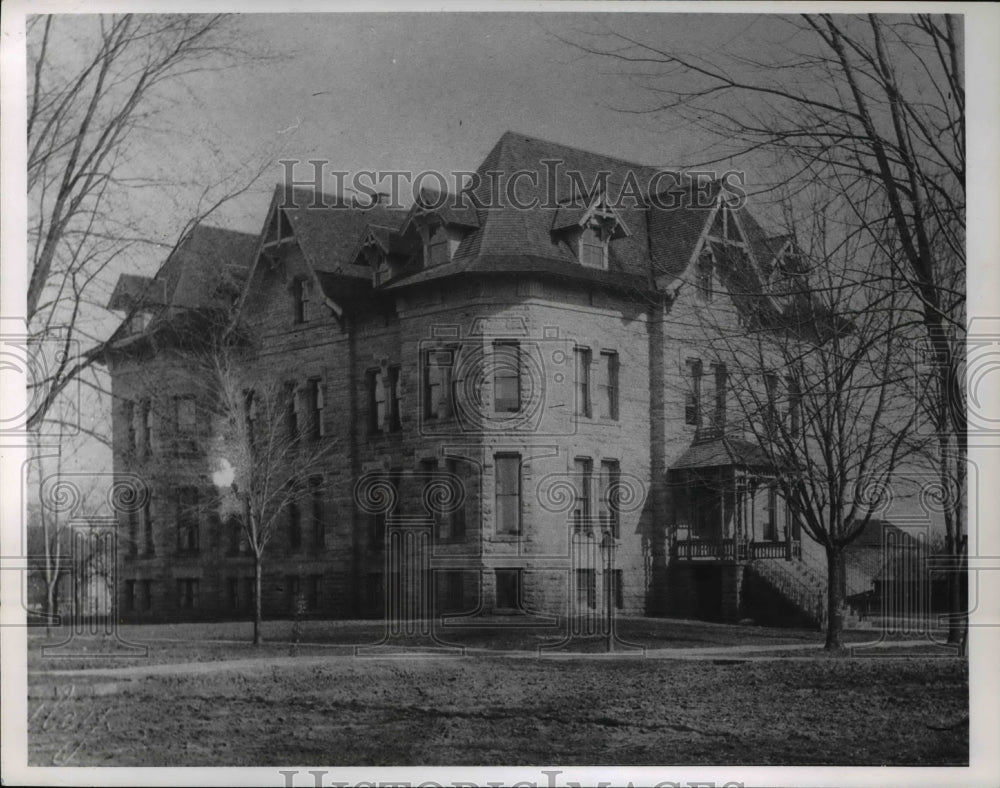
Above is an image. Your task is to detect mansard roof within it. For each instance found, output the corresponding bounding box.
[107,224,256,314]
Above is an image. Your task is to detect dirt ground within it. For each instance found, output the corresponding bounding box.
[28,648,967,766]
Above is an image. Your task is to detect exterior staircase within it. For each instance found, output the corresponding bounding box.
[746,558,871,630]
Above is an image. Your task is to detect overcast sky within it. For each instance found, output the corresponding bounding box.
[144,12,783,235]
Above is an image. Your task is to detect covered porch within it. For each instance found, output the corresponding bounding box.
[668,436,801,563]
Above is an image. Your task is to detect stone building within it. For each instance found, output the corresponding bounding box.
[105,131,821,627]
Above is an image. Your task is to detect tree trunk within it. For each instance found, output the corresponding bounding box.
[45,577,58,638]
[253,553,263,646]
[825,545,845,650]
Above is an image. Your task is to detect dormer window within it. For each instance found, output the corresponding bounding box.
[579,224,607,269]
[553,193,628,270]
[424,226,451,267]
[128,311,151,335]
[292,278,309,324]
[696,251,714,303]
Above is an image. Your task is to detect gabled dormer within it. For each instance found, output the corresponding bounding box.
[552,191,630,270]
[350,224,411,287]
[107,275,167,337]
[400,187,479,269]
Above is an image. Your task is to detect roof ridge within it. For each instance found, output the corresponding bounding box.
[497,129,676,173]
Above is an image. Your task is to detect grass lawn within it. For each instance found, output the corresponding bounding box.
[25,617,967,766]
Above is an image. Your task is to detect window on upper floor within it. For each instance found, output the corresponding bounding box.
[175,486,200,554]
[140,399,153,456]
[307,378,325,440]
[599,459,621,538]
[575,347,592,418]
[292,278,309,324]
[685,359,703,427]
[572,457,593,533]
[495,454,521,535]
[493,341,521,414]
[366,370,385,435]
[387,366,402,432]
[284,382,300,444]
[696,251,714,303]
[786,376,802,438]
[579,224,607,269]
[423,347,456,421]
[309,476,325,550]
[710,363,727,434]
[424,226,451,267]
[598,351,619,420]
[122,400,136,457]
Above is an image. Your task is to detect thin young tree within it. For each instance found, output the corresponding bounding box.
[565,13,967,644]
[202,331,340,646]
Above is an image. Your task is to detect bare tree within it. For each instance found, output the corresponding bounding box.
[26,13,270,435]
[199,331,340,646]
[565,12,966,645]
[687,199,923,648]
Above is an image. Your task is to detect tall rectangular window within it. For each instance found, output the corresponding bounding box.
[308,378,325,439]
[227,578,240,610]
[307,575,322,610]
[123,400,136,457]
[141,579,153,611]
[493,341,521,413]
[787,376,802,438]
[286,575,302,610]
[125,580,136,612]
[425,227,451,266]
[366,370,384,435]
[696,251,713,302]
[423,347,455,420]
[763,372,780,428]
[387,366,402,432]
[575,347,591,418]
[293,278,308,324]
[174,395,197,454]
[598,351,619,420]
[712,363,728,433]
[175,396,196,437]
[495,454,521,535]
[284,382,299,443]
[126,507,138,558]
[310,476,324,550]
[763,485,779,541]
[176,578,199,609]
[243,389,258,449]
[445,458,466,540]
[579,226,606,269]
[572,457,592,532]
[599,459,621,538]
[576,568,596,609]
[142,496,154,556]
[495,568,521,609]
[140,399,153,456]
[175,486,199,554]
[613,568,624,610]
[685,359,702,426]
[288,500,302,552]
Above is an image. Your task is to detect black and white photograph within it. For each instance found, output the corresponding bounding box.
[1,2,997,786]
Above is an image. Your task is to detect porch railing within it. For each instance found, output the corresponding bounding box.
[672,538,801,561]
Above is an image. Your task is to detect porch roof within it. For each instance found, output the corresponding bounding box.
[672,436,773,471]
